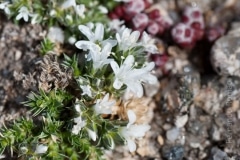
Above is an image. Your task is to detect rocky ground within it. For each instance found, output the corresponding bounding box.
[0,14,40,127]
[1,0,240,160]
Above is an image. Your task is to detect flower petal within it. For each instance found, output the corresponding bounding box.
[23,14,29,22]
[102,39,117,47]
[75,41,98,52]
[130,31,140,43]
[61,0,76,9]
[141,31,149,42]
[87,129,97,141]
[113,78,123,89]
[95,23,104,41]
[102,93,109,102]
[16,14,22,20]
[35,144,48,154]
[116,33,121,43]
[78,25,94,41]
[123,55,134,67]
[127,110,136,127]
[101,43,112,56]
[126,81,143,98]
[110,61,120,74]
[74,4,85,18]
[75,104,81,113]
[128,124,150,137]
[142,73,158,84]
[127,138,136,152]
[145,62,155,71]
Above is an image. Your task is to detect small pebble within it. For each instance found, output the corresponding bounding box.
[166,127,179,142]
[189,142,201,149]
[163,123,173,130]
[211,147,229,160]
[157,135,164,146]
[187,120,202,135]
[175,114,188,128]
[211,125,221,141]
[237,110,240,119]
[15,50,22,61]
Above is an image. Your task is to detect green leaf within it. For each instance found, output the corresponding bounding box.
[40,38,55,55]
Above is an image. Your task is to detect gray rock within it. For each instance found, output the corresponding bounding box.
[162,145,184,160]
[166,127,179,142]
[175,114,188,128]
[210,147,229,160]
[211,25,240,77]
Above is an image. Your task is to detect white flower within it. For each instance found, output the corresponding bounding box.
[94,93,116,115]
[50,10,57,16]
[86,22,94,30]
[116,27,140,51]
[74,4,85,18]
[73,113,97,142]
[75,23,117,52]
[80,85,92,97]
[79,23,104,43]
[35,144,48,154]
[75,104,81,113]
[98,5,108,14]
[75,23,103,52]
[89,43,113,69]
[0,2,8,9]
[120,110,150,152]
[68,36,77,44]
[61,0,76,9]
[135,62,158,85]
[47,27,64,43]
[108,19,125,31]
[72,104,87,134]
[111,55,134,89]
[75,40,99,53]
[0,2,10,15]
[141,32,159,53]
[86,128,97,141]
[16,6,31,22]
[66,14,73,23]
[72,116,86,134]
[110,55,157,97]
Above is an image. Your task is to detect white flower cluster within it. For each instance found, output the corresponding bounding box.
[72,104,97,141]
[75,23,158,98]
[110,55,156,97]
[72,23,157,152]
[72,97,150,152]
[0,0,86,23]
[0,0,157,157]
[61,0,86,18]
[120,110,150,152]
[0,2,10,15]
[108,21,159,53]
[93,93,116,115]
[72,94,115,136]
